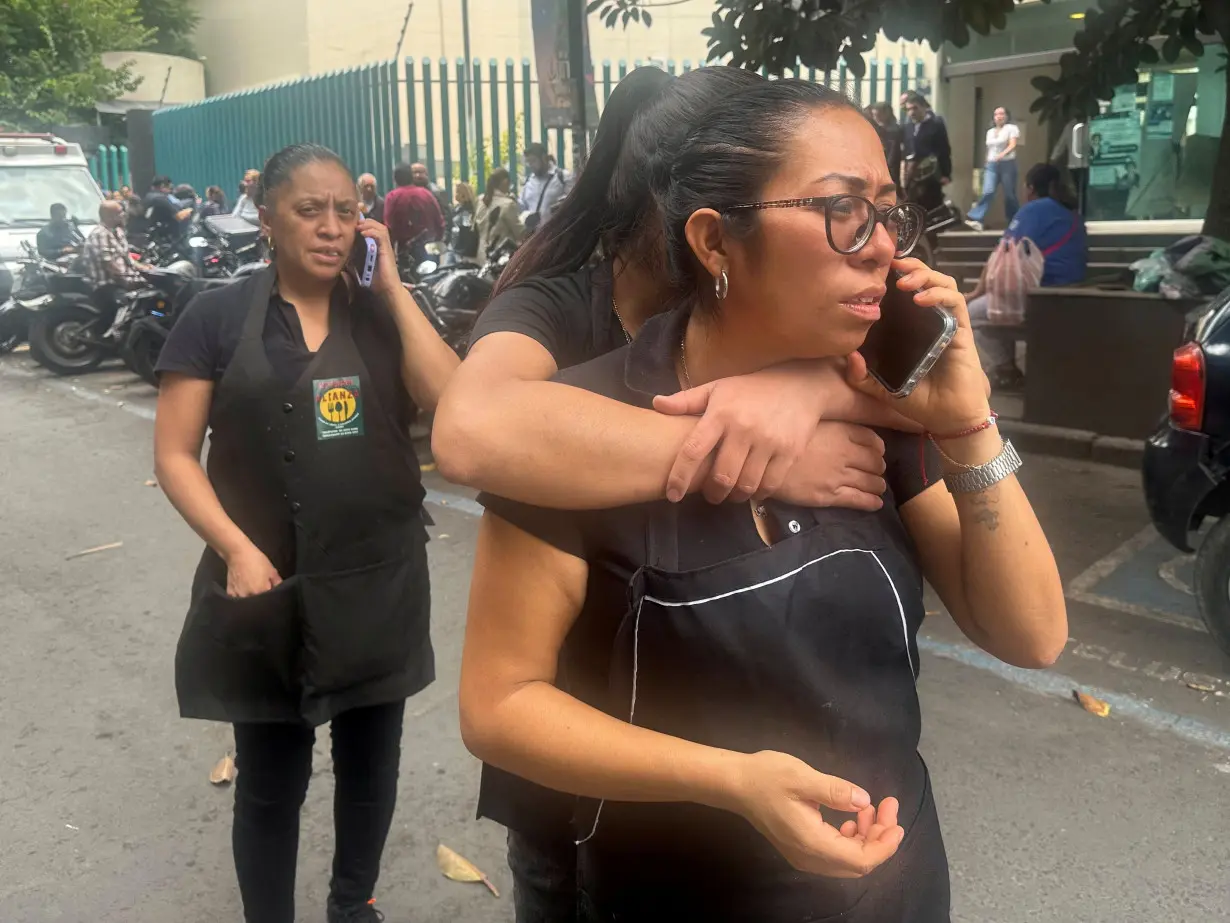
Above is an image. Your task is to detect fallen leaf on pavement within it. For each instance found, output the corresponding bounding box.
[1073,690,1110,717]
[1187,682,1216,693]
[436,844,499,897]
[209,754,237,785]
[66,541,123,560]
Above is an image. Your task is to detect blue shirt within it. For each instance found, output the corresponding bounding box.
[1005,197,1087,286]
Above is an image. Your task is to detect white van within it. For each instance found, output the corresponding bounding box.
[0,133,105,264]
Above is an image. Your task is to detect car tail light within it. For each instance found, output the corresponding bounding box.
[1169,342,1205,431]
[53,144,67,155]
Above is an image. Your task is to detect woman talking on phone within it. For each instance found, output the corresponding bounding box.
[153,143,458,923]
[459,80,1066,921]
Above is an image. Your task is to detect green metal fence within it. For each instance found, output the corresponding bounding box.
[153,55,932,204]
[90,145,130,194]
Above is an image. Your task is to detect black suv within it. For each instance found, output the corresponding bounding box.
[1143,285,1230,656]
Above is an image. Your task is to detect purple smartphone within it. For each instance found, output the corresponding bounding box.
[350,235,378,287]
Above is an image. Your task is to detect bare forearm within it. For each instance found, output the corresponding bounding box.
[939,431,1067,665]
[434,377,705,508]
[386,286,460,412]
[155,453,253,562]
[462,680,742,812]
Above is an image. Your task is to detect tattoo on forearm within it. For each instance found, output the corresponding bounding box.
[968,491,1000,532]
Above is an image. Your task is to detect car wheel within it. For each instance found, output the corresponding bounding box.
[1192,514,1230,659]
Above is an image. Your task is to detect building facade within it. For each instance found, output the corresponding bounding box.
[941,0,1224,231]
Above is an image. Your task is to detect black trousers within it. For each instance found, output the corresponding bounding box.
[507,829,578,923]
[232,700,406,923]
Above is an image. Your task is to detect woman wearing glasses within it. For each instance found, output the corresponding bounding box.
[459,80,1066,921]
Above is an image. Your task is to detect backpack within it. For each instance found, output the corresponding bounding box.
[984,214,1078,324]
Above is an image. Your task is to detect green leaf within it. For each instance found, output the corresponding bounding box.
[586,0,605,12]
[630,6,640,23]
[642,10,652,27]
[605,8,619,27]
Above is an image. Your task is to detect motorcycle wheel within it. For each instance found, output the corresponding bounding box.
[28,305,105,375]
[122,326,165,388]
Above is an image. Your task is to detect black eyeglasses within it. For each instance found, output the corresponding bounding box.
[723,195,925,257]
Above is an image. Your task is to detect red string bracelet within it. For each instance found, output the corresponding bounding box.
[927,412,999,442]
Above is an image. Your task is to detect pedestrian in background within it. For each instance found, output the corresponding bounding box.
[902,92,951,212]
[385,162,445,267]
[357,173,385,223]
[869,102,904,189]
[519,141,569,232]
[410,162,451,223]
[450,181,479,261]
[233,169,261,224]
[154,142,459,923]
[966,107,1021,231]
[473,168,524,261]
[200,185,229,219]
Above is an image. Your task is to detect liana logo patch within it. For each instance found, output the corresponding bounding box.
[313,376,364,440]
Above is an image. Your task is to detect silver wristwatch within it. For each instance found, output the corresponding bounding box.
[943,439,1023,494]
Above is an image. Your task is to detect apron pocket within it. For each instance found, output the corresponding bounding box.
[175,577,301,722]
[298,542,428,696]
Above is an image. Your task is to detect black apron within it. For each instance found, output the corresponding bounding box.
[174,267,433,727]
[576,504,950,923]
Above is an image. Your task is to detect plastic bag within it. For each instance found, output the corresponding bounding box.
[985,236,1045,324]
[1131,249,1169,293]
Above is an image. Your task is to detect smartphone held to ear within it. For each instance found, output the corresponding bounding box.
[350,235,378,288]
[857,270,957,397]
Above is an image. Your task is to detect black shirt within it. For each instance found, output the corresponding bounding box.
[143,191,180,235]
[36,221,79,259]
[477,309,942,837]
[467,261,626,369]
[904,113,953,180]
[155,276,417,432]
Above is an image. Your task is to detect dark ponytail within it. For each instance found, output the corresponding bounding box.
[656,79,864,314]
[258,143,351,209]
[494,65,763,295]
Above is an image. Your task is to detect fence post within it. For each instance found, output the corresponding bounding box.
[682,59,692,73]
[668,59,677,76]
[838,59,848,97]
[869,60,879,104]
[406,59,418,166]
[107,144,120,192]
[916,58,928,100]
[602,60,612,104]
[885,60,896,115]
[422,60,436,181]
[382,60,398,188]
[489,59,501,170]
[521,58,533,156]
[899,54,910,98]
[440,58,454,195]
[618,59,627,79]
[456,59,469,185]
[473,59,486,189]
[507,59,519,186]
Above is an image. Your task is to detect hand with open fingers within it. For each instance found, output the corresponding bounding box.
[653,362,841,505]
[225,543,283,598]
[731,751,905,878]
[847,257,992,435]
[774,422,887,511]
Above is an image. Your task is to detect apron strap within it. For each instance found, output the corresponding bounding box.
[645,502,679,571]
[240,265,278,343]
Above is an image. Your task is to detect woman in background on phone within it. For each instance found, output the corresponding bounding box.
[460,79,1066,922]
[153,143,458,923]
[450,181,480,261]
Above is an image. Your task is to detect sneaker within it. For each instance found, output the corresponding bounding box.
[327,898,385,923]
[966,219,984,232]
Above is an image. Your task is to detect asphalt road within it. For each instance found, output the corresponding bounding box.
[1,354,1228,923]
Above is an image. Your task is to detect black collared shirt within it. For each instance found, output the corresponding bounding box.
[476,309,942,837]
[156,276,416,431]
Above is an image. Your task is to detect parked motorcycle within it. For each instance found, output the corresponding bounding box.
[120,268,233,386]
[28,261,198,376]
[411,238,516,355]
[0,241,73,354]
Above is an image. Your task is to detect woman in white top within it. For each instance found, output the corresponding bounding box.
[967,107,1020,229]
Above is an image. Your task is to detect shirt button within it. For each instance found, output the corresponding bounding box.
[283,450,295,462]
[788,519,802,534]
[290,500,302,513]
[282,402,294,413]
